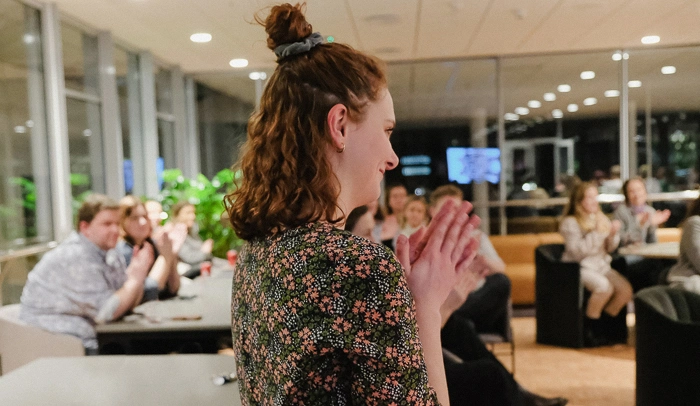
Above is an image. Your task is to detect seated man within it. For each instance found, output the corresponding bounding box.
[612,177,673,292]
[20,194,153,353]
[429,185,511,336]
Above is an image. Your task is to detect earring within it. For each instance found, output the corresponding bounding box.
[337,144,345,153]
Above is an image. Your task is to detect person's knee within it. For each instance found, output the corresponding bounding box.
[488,273,511,295]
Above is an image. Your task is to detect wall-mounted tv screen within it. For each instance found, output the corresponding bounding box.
[446,147,501,184]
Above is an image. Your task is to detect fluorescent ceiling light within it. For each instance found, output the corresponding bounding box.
[504,113,520,121]
[514,107,530,115]
[604,90,620,97]
[543,92,556,101]
[557,84,571,93]
[552,109,563,119]
[248,72,268,80]
[628,80,642,88]
[229,58,249,68]
[567,104,578,112]
[580,71,595,80]
[641,35,660,45]
[527,100,542,108]
[583,97,598,106]
[190,33,212,43]
[661,66,676,74]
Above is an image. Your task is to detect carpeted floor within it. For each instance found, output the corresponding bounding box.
[502,317,635,406]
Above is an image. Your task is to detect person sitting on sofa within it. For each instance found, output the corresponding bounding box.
[667,196,700,293]
[19,194,153,353]
[613,177,672,291]
[560,182,633,345]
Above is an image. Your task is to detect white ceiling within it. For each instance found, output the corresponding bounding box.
[46,0,700,122]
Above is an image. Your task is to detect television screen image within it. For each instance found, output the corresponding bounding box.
[446,147,501,184]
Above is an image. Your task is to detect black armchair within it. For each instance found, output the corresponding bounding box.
[535,244,627,348]
[635,286,700,406]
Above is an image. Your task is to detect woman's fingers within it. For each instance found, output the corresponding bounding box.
[455,237,480,277]
[450,215,480,263]
[408,226,427,264]
[423,200,458,254]
[441,202,472,257]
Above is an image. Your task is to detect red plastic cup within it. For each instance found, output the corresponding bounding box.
[200,261,212,277]
[227,250,238,267]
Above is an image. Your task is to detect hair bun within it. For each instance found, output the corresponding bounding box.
[261,3,313,51]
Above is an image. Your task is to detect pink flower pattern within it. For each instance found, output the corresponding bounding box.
[232,222,438,405]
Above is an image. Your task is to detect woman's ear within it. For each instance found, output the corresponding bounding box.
[327,104,348,151]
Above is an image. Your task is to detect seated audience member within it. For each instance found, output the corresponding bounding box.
[378,183,407,246]
[116,196,187,300]
[345,206,567,406]
[20,194,153,353]
[430,185,510,336]
[144,199,165,231]
[613,177,672,291]
[667,197,700,293]
[399,195,429,237]
[171,201,214,268]
[560,182,633,345]
[614,177,670,247]
[344,205,375,241]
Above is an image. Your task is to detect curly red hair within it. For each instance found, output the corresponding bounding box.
[225,3,387,241]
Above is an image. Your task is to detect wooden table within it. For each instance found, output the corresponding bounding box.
[618,242,680,260]
[0,354,241,405]
[96,276,232,354]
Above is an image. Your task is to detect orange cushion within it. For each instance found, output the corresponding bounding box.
[504,263,535,305]
[538,232,564,245]
[490,234,540,265]
[656,227,681,243]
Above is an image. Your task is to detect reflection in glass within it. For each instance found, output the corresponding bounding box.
[61,23,99,96]
[0,3,52,249]
[66,98,103,201]
[115,47,140,194]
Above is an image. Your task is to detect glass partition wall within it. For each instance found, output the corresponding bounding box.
[0,2,52,249]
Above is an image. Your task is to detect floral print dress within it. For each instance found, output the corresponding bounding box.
[232,222,439,405]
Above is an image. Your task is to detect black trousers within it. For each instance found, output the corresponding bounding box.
[453,273,511,336]
[441,314,523,406]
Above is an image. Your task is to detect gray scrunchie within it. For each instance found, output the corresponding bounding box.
[274,32,324,60]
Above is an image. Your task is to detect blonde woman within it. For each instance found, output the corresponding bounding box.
[560,182,632,343]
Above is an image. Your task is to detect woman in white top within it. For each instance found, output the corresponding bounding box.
[560,182,632,320]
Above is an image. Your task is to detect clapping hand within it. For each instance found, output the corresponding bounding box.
[128,243,154,282]
[396,199,481,311]
[610,219,622,237]
[652,209,671,226]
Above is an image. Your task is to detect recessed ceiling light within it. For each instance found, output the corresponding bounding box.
[248,72,268,80]
[504,113,520,121]
[641,35,660,45]
[190,33,212,43]
[580,71,595,80]
[229,58,248,68]
[612,52,622,61]
[661,66,676,74]
[552,109,563,119]
[515,107,530,115]
[543,92,556,102]
[527,100,542,108]
[558,84,571,93]
[628,80,642,88]
[567,104,579,112]
[604,90,620,97]
[583,97,598,106]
